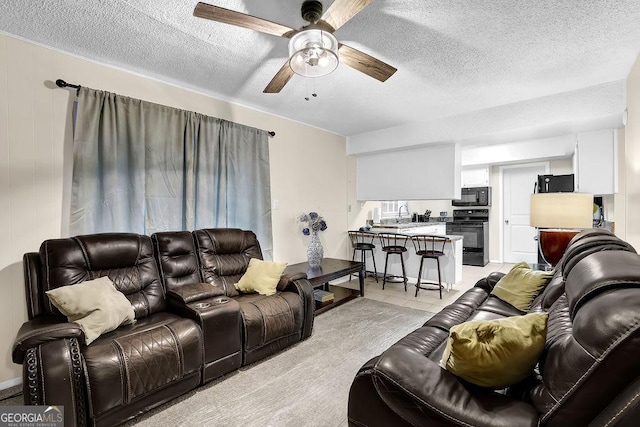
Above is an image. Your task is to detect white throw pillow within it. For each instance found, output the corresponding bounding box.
[46,276,135,345]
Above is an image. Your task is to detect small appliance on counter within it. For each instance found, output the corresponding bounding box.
[412,210,431,222]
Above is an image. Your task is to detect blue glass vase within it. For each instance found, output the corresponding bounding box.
[307,230,324,268]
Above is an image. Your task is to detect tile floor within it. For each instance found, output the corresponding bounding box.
[333,262,516,313]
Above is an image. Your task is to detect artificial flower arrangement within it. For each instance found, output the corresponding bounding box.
[298,211,328,235]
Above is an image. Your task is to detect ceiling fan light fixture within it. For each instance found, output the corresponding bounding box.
[288,29,339,77]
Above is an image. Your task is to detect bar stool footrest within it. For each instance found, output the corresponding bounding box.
[384,275,407,283]
[350,270,378,278]
[415,281,443,290]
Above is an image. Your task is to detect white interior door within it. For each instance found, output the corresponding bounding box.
[503,164,547,263]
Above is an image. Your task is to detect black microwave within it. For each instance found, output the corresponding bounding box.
[452,187,491,207]
[537,174,575,193]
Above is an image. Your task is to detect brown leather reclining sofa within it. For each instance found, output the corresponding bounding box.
[349,229,640,426]
[12,228,314,427]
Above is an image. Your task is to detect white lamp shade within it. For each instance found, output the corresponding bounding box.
[530,193,593,229]
[288,29,339,77]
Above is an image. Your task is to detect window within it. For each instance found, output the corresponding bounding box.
[380,201,408,218]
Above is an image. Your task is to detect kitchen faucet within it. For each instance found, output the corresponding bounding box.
[397,204,409,221]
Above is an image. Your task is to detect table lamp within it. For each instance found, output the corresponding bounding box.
[530,192,593,266]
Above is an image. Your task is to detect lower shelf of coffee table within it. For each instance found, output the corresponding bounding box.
[314,285,360,315]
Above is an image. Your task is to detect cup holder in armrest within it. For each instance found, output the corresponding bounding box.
[193,297,230,310]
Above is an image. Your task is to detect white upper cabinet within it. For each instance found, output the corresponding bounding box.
[461,166,491,187]
[357,144,461,200]
[575,130,617,195]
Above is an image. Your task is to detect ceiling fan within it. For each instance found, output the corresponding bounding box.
[194,0,397,93]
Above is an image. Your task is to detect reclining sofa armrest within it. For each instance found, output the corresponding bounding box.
[276,271,307,291]
[280,276,315,340]
[13,317,85,364]
[474,271,506,292]
[372,346,539,427]
[166,282,225,305]
[20,337,88,427]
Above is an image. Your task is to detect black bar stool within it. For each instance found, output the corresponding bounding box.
[378,233,408,291]
[348,230,378,282]
[410,234,450,299]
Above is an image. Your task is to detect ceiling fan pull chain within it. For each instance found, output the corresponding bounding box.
[305,76,310,101]
[304,77,317,101]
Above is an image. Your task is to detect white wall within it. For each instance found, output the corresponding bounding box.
[625,55,640,248]
[612,128,626,237]
[0,34,348,385]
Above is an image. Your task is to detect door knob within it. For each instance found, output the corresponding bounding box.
[504,219,509,224]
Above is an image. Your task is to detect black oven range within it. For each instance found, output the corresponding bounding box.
[446,209,489,266]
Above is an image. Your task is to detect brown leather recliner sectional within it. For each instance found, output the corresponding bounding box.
[349,229,640,426]
[12,229,314,427]
[152,228,315,378]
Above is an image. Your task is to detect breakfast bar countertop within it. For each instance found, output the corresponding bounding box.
[371,220,452,228]
[366,226,463,241]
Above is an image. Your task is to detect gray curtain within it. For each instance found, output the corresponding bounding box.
[70,87,273,258]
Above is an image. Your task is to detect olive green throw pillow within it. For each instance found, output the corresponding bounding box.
[440,313,548,388]
[491,261,554,311]
[235,258,287,296]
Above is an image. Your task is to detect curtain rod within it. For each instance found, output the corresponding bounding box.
[54,78,276,138]
[55,79,81,95]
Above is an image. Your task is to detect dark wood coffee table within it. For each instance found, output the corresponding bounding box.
[284,258,364,314]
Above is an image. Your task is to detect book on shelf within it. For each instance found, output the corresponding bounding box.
[315,300,333,309]
[313,289,334,303]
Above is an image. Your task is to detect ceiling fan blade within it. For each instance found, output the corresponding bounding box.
[263,61,295,93]
[321,0,373,31]
[194,2,295,37]
[338,44,397,82]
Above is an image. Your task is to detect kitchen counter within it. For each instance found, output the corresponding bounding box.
[369,223,463,242]
[368,227,463,241]
[371,219,452,229]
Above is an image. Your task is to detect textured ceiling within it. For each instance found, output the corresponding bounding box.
[1,0,640,137]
